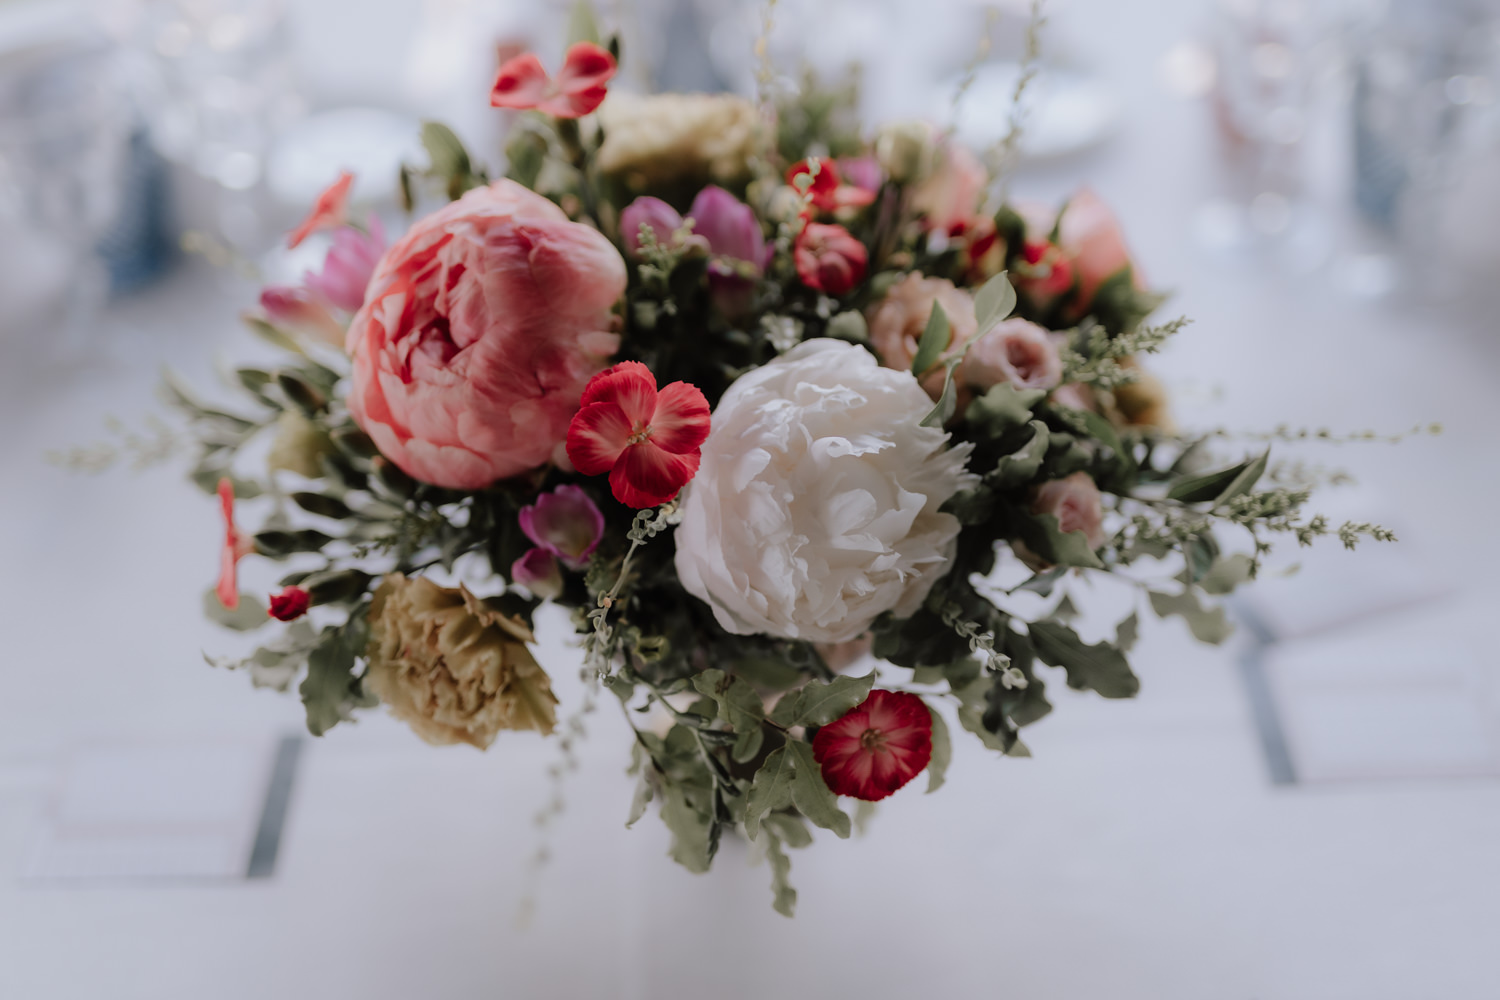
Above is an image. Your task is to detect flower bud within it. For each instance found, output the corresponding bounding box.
[874,121,935,185]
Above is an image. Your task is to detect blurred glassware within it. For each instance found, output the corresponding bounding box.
[0,4,129,350]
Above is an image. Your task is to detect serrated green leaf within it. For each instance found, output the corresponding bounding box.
[762,812,813,849]
[925,702,951,793]
[1029,621,1139,699]
[1115,611,1139,653]
[1200,553,1255,596]
[763,828,797,917]
[989,420,1049,488]
[774,673,876,728]
[785,740,850,839]
[660,783,714,873]
[973,271,1017,335]
[692,669,766,762]
[910,300,951,377]
[744,746,794,841]
[202,587,268,631]
[1148,589,1234,644]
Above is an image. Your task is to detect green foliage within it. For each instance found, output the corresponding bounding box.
[910,300,952,377]
[692,669,767,763]
[1029,621,1140,699]
[925,703,952,793]
[973,272,1018,336]
[784,741,851,839]
[1148,587,1233,644]
[299,608,374,737]
[419,122,487,202]
[769,673,875,728]
[202,588,268,632]
[744,746,794,841]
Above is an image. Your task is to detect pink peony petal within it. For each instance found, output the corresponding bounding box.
[490,52,551,110]
[608,442,700,508]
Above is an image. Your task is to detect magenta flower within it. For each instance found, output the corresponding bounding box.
[305,218,387,313]
[688,186,768,278]
[517,484,605,569]
[511,547,564,599]
[621,197,687,257]
[259,285,344,347]
[836,155,884,194]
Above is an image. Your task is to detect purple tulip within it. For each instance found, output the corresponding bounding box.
[688,186,767,276]
[305,217,387,313]
[511,547,564,600]
[517,484,605,569]
[620,197,685,258]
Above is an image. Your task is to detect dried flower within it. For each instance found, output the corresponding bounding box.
[812,690,933,801]
[365,573,558,748]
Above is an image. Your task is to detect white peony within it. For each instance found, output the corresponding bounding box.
[674,339,976,644]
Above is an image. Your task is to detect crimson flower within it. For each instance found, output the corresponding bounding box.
[1017,239,1076,304]
[490,42,617,119]
[566,362,710,508]
[215,478,255,610]
[287,171,354,250]
[812,690,933,801]
[268,586,311,622]
[793,223,868,296]
[786,159,877,214]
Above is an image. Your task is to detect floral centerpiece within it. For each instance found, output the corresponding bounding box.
[135,19,1400,916]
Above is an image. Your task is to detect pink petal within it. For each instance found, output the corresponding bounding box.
[555,42,617,95]
[608,442,699,508]
[580,361,658,426]
[566,401,635,475]
[536,86,610,119]
[288,171,354,249]
[648,381,711,454]
[490,53,551,110]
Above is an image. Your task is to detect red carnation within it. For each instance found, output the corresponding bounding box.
[1018,239,1075,304]
[786,159,876,214]
[566,362,711,508]
[268,586,311,622]
[490,41,617,119]
[812,690,933,801]
[794,223,867,297]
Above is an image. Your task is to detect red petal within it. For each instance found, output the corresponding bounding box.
[580,361,658,426]
[490,52,550,110]
[215,477,243,609]
[537,86,610,118]
[648,381,711,454]
[566,401,635,475]
[555,42,617,95]
[287,172,354,249]
[609,442,700,508]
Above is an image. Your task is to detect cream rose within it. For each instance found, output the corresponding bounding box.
[596,93,762,191]
[674,339,976,643]
[365,574,558,748]
[959,318,1063,392]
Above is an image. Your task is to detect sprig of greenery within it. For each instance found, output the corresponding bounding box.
[940,601,1026,689]
[47,414,181,472]
[1060,316,1189,389]
[583,502,682,679]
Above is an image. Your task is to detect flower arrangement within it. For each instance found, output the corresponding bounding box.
[129,18,1408,916]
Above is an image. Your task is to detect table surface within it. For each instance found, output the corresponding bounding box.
[2,1,1499,998]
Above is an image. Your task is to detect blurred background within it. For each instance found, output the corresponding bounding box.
[1,0,1498,997]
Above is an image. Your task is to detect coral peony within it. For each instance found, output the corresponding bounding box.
[566,362,711,508]
[490,41,617,118]
[288,171,353,250]
[268,586,310,621]
[793,223,867,296]
[812,690,933,801]
[674,340,974,643]
[345,180,625,490]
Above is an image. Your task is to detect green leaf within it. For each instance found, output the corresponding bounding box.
[1114,611,1140,654]
[762,812,813,849]
[299,620,366,737]
[925,702,951,793]
[973,271,1018,335]
[953,676,1016,753]
[253,529,335,558]
[420,121,472,181]
[1185,533,1220,582]
[988,420,1049,488]
[762,828,797,917]
[919,355,963,428]
[744,746,794,841]
[966,382,1046,438]
[771,673,875,728]
[202,587,268,631]
[1167,450,1268,504]
[825,310,869,344]
[291,492,353,520]
[692,669,766,763]
[660,783,714,873]
[1029,621,1139,699]
[910,300,951,377]
[276,371,327,417]
[626,770,654,828]
[1200,553,1255,596]
[1014,512,1105,570]
[241,316,307,356]
[785,740,850,839]
[1148,589,1234,644]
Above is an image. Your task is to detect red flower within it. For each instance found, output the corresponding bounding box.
[812,690,933,801]
[1018,239,1075,302]
[566,362,711,508]
[786,159,876,214]
[268,586,311,622]
[287,171,354,250]
[215,478,255,610]
[490,42,617,119]
[794,223,867,296]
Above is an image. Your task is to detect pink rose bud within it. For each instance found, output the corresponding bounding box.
[794,223,867,297]
[345,180,625,490]
[511,547,564,600]
[259,285,345,348]
[304,218,387,313]
[960,318,1064,392]
[621,196,685,257]
[517,484,605,569]
[1031,471,1107,550]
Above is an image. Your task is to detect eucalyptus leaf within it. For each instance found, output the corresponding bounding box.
[420,121,472,181]
[763,828,797,917]
[966,382,1046,438]
[910,300,951,377]
[1200,553,1256,596]
[925,702,951,793]
[202,588,268,632]
[744,746,794,841]
[1148,589,1234,644]
[1167,450,1268,505]
[772,673,875,728]
[1214,449,1270,505]
[973,271,1018,335]
[785,740,850,839]
[660,783,715,873]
